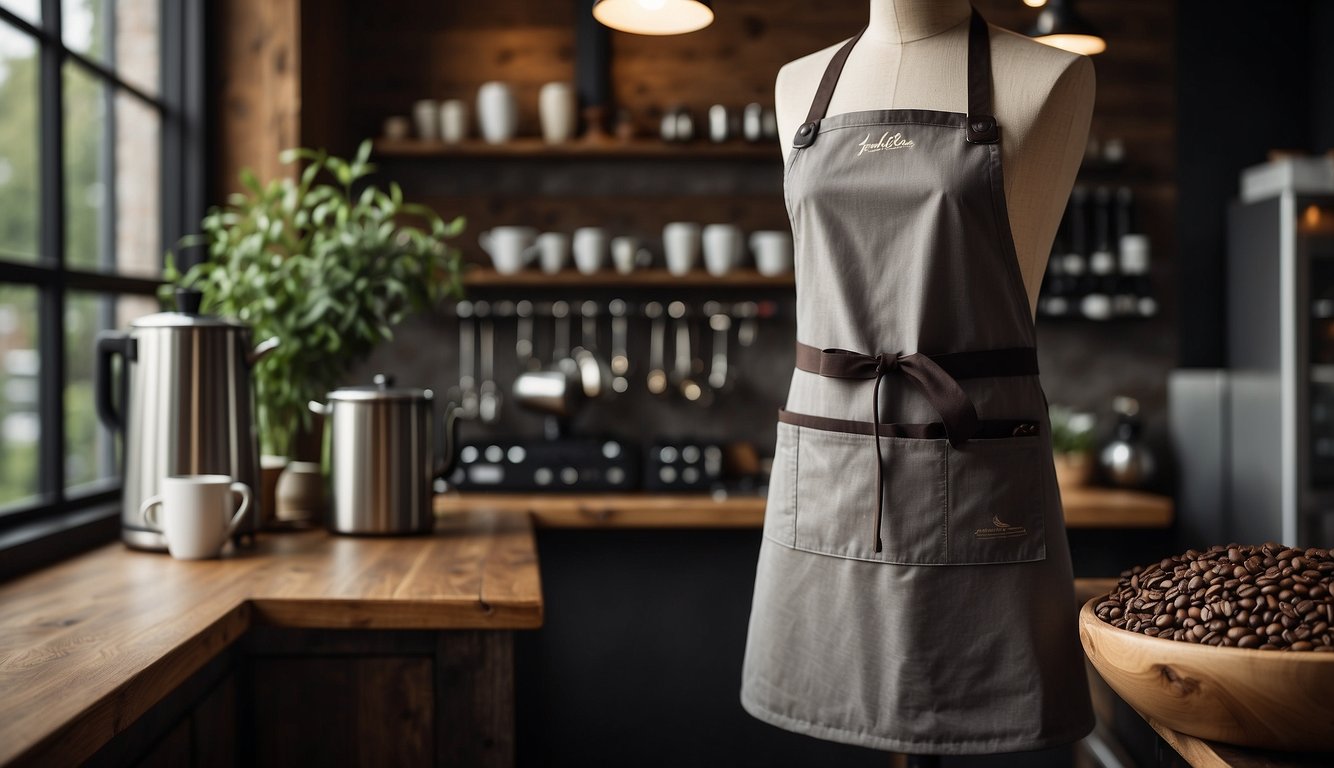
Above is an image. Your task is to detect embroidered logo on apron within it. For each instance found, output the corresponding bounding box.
[856,131,915,156]
[974,515,1029,540]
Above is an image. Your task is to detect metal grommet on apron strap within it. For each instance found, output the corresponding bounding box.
[964,8,1000,144]
[792,28,866,150]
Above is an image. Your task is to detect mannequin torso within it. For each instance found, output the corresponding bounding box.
[775,0,1094,318]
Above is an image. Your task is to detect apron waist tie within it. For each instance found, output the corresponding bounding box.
[793,341,1038,553]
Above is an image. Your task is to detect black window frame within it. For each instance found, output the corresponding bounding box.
[0,0,206,575]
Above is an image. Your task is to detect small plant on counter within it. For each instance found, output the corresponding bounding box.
[1049,403,1097,487]
[163,139,465,456]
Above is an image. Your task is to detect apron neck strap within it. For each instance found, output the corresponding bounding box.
[792,6,998,148]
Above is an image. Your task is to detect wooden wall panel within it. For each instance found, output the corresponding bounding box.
[210,0,301,196]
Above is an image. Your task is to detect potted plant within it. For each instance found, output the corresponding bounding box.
[1049,403,1096,488]
[163,139,464,520]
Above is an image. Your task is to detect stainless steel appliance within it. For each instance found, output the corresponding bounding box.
[95,290,278,550]
[447,437,639,492]
[1218,175,1334,546]
[309,376,460,534]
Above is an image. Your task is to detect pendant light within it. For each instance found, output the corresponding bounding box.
[1027,0,1106,56]
[592,0,714,36]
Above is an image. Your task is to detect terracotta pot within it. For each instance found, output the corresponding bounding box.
[276,461,325,525]
[1053,451,1093,489]
[259,455,289,529]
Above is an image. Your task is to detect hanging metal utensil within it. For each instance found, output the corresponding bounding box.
[476,301,501,424]
[708,309,731,391]
[455,300,479,419]
[609,299,630,394]
[645,301,668,395]
[669,301,705,403]
[573,300,611,399]
[737,300,759,348]
[515,299,539,371]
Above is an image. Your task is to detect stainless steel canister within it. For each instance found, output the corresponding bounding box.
[310,376,459,534]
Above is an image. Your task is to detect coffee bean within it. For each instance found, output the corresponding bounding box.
[1098,544,1334,651]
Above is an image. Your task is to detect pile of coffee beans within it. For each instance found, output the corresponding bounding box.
[1095,543,1334,651]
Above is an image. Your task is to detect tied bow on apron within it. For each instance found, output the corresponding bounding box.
[800,346,980,553]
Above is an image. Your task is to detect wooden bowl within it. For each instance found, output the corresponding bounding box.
[1079,597,1334,750]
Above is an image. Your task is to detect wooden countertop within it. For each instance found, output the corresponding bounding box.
[435,484,1174,530]
[1143,712,1332,768]
[0,510,541,767]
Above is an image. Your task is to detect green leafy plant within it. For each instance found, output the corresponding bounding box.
[1049,404,1097,456]
[163,139,465,456]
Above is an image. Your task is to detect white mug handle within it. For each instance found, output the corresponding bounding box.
[140,495,165,530]
[226,482,253,536]
[522,241,541,264]
[478,230,493,256]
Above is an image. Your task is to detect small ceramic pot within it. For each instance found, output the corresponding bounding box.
[1054,451,1093,489]
[276,461,324,524]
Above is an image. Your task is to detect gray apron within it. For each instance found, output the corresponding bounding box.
[740,9,1095,754]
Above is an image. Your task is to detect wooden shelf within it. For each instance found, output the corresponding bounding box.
[460,266,793,289]
[1060,484,1175,528]
[374,137,782,161]
[436,485,1174,530]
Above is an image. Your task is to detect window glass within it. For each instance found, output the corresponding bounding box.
[0,283,40,509]
[114,89,160,277]
[0,20,39,262]
[0,1,40,26]
[65,291,154,492]
[62,0,159,96]
[64,61,109,271]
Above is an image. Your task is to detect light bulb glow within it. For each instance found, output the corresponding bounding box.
[593,0,714,35]
[1033,33,1106,56]
[1023,0,1048,6]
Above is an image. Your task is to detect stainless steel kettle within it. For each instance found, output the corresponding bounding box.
[96,290,279,550]
[309,375,461,535]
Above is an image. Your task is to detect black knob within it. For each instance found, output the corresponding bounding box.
[175,289,203,315]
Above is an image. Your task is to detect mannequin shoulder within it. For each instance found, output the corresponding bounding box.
[775,38,854,142]
[987,24,1095,108]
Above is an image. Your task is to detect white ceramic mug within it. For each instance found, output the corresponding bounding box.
[477,82,518,144]
[573,227,609,275]
[662,222,701,276]
[702,224,743,277]
[439,99,468,144]
[539,82,576,144]
[535,232,571,274]
[141,475,252,560]
[478,226,538,274]
[750,230,794,276]
[411,99,439,141]
[611,236,643,275]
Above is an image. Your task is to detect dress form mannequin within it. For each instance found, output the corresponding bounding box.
[775,0,1094,319]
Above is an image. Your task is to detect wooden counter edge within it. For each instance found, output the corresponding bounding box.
[436,486,1174,530]
[0,514,544,768]
[1144,718,1234,768]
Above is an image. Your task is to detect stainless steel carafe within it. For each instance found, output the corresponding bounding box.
[95,290,278,550]
[309,375,460,534]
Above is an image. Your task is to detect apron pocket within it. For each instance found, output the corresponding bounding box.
[762,422,799,547]
[792,424,948,564]
[946,434,1048,565]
